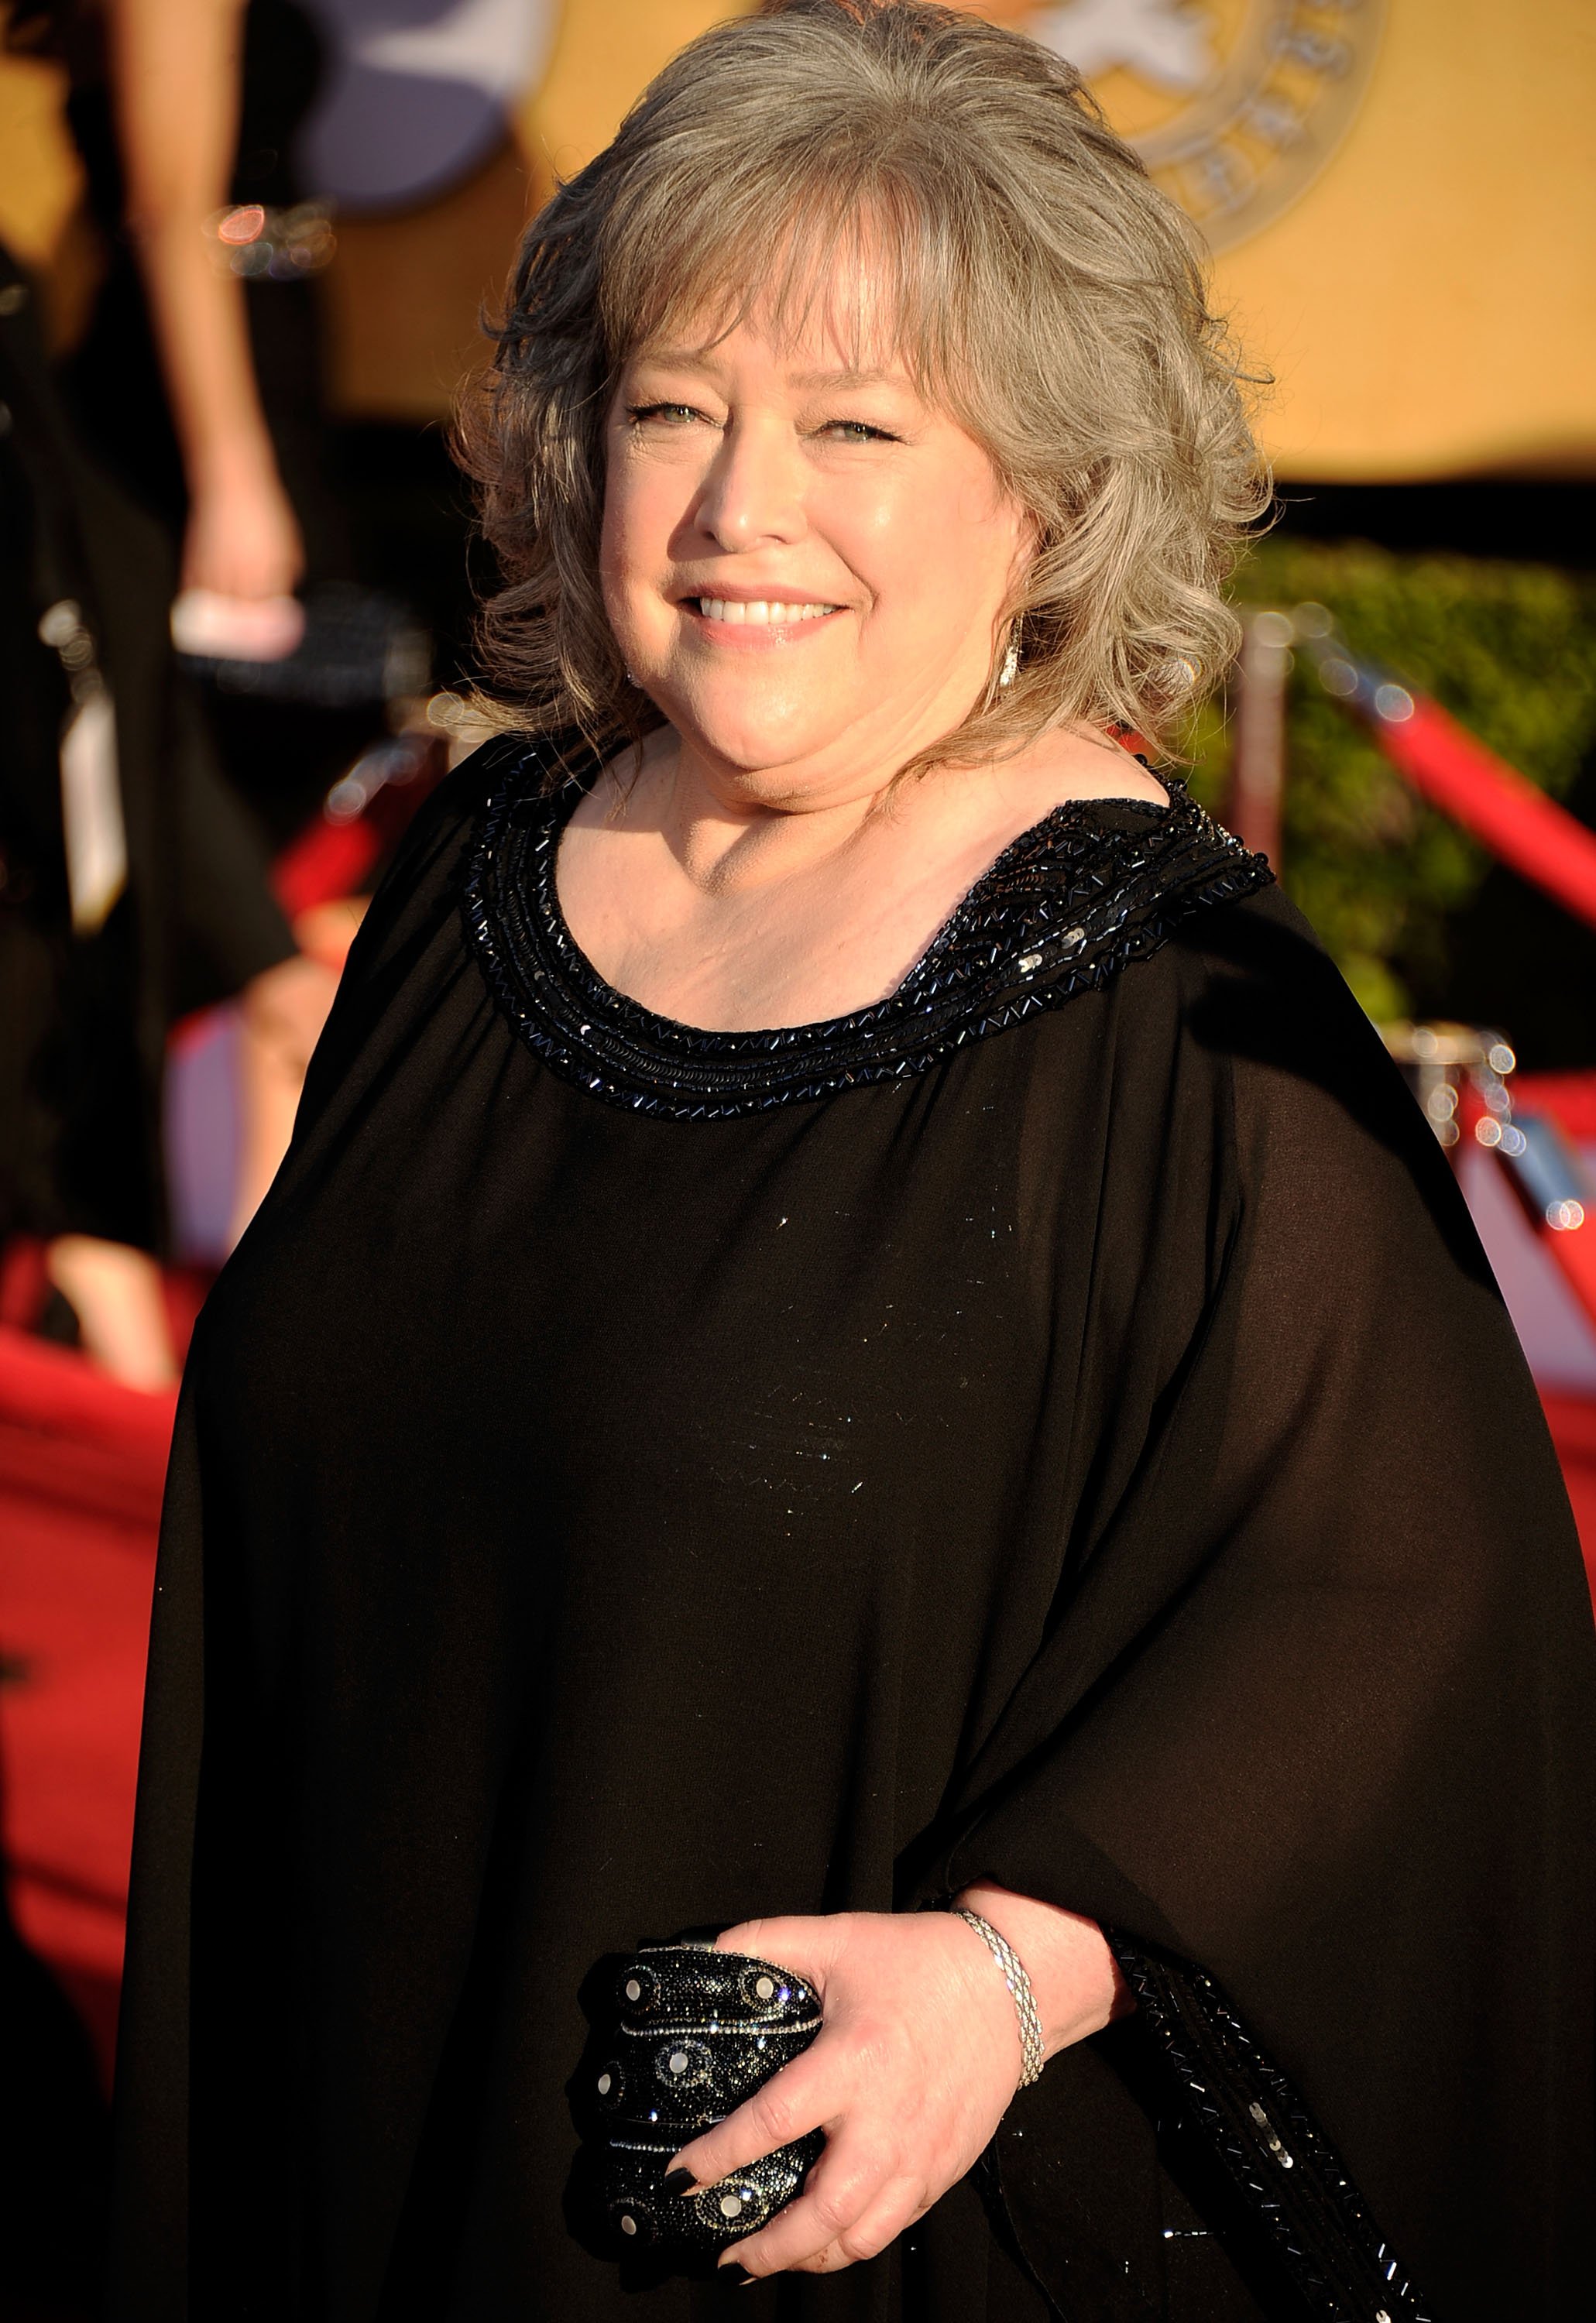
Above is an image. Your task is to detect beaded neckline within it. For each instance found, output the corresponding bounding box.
[462,736,1273,1121]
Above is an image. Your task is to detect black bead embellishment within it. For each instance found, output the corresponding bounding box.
[1107,1935,1432,2323]
[462,736,1274,1121]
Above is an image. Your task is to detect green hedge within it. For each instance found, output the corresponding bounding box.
[1183,537,1596,1023]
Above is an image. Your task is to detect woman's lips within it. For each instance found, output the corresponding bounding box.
[695,596,839,624]
[680,595,845,646]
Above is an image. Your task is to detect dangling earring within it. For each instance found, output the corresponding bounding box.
[998,626,1021,690]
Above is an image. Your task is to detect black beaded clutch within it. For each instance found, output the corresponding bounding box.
[571,1940,825,2270]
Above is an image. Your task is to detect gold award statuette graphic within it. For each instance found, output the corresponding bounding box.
[989,0,1386,251]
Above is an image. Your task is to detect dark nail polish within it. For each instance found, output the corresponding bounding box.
[660,2167,696,2197]
[719,2261,756,2285]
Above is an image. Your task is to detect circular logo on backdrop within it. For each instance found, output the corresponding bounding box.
[1004,0,1387,251]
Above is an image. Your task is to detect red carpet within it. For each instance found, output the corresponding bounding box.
[0,1326,170,2085]
[1543,1391,1596,1601]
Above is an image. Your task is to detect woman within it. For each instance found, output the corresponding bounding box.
[2,0,338,1385]
[111,5,1596,2318]
[58,0,324,618]
[72,0,344,1245]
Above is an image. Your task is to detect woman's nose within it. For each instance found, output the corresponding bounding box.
[692,415,805,552]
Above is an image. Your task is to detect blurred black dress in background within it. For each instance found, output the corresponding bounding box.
[60,0,343,582]
[0,242,293,1257]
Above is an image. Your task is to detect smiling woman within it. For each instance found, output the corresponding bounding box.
[461,0,1261,777]
[110,7,1596,2323]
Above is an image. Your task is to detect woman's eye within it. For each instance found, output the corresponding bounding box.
[821,420,895,444]
[626,403,707,427]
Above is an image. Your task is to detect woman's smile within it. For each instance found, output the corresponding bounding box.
[694,596,840,624]
[685,592,846,640]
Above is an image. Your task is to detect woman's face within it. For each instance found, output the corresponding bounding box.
[600,274,1032,796]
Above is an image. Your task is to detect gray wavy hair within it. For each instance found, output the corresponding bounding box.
[457,0,1268,774]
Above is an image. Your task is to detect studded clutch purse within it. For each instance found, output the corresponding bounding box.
[571,1940,825,2270]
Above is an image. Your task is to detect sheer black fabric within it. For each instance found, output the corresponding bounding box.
[110,739,1596,2321]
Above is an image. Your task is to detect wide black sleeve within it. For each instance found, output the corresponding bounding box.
[925,891,1596,2322]
[106,737,521,2316]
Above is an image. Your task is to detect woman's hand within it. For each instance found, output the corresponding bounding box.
[107,1,304,609]
[181,462,304,603]
[666,1888,1128,2281]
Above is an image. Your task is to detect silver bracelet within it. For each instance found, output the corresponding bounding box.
[952,1908,1046,2088]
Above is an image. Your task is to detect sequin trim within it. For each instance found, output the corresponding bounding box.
[1108,1937,1432,2323]
[462,736,1274,1120]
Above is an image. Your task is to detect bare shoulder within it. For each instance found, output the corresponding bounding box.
[994,722,1171,813]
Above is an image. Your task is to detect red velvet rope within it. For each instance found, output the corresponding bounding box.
[272,813,382,919]
[1367,695,1596,932]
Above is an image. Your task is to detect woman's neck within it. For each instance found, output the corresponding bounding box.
[557,719,1168,1035]
[602,719,1163,905]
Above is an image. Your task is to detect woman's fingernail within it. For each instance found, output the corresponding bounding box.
[660,2167,696,2197]
[719,2261,756,2284]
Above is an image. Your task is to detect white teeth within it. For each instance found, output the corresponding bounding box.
[695,598,836,624]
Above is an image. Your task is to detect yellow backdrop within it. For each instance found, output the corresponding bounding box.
[2,0,1592,479]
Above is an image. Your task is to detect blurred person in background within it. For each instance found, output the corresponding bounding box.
[1,0,345,1388]
[50,0,338,633]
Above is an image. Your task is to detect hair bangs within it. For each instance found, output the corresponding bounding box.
[597,160,967,413]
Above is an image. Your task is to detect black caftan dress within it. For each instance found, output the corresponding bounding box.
[110,736,1596,2323]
